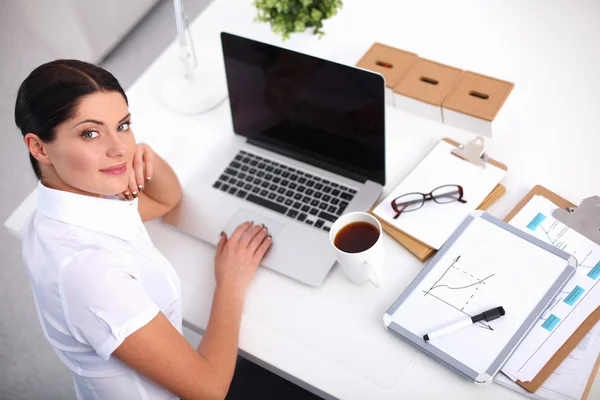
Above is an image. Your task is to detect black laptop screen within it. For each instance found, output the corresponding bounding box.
[221,32,386,185]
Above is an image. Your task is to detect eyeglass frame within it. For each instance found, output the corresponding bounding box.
[390,184,467,219]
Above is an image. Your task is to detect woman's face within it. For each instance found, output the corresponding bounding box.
[42,91,136,196]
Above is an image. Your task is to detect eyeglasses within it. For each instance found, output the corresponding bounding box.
[390,185,467,219]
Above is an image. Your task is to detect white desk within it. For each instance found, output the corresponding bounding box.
[6,0,600,398]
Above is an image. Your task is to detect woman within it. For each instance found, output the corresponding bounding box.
[16,59,271,399]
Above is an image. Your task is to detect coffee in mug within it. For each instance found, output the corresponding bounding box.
[334,222,380,253]
[329,212,386,287]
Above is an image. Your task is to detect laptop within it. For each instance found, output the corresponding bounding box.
[163,32,386,287]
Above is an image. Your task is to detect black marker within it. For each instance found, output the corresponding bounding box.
[423,306,505,342]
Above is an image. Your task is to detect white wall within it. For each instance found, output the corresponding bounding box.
[0,0,158,103]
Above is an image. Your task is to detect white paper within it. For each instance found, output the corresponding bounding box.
[496,373,547,400]
[373,140,506,249]
[392,216,569,373]
[506,275,600,382]
[508,195,600,266]
[541,322,600,399]
[495,321,600,400]
[502,195,600,382]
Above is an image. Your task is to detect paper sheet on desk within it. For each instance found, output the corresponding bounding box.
[508,195,600,265]
[502,195,600,382]
[495,321,600,400]
[372,140,506,249]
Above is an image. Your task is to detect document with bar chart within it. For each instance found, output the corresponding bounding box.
[509,195,600,275]
[502,194,600,383]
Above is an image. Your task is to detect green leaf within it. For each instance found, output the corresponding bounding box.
[310,8,322,20]
[253,0,343,40]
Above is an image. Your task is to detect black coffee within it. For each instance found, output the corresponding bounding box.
[334,222,380,253]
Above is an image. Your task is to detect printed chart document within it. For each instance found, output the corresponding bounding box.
[495,321,600,400]
[502,195,600,383]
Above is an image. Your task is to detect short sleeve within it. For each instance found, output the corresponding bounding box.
[59,250,160,360]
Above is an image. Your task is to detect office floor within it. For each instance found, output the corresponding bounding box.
[0,0,318,398]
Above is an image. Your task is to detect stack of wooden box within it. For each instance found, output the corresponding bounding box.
[357,43,514,137]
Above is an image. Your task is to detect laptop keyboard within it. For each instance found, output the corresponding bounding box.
[212,150,357,232]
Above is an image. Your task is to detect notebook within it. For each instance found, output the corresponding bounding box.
[384,211,577,383]
[372,140,506,250]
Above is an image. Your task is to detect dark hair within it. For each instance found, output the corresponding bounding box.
[14,60,128,180]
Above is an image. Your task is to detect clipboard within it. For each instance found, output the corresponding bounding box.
[504,185,600,398]
[384,211,577,383]
[370,137,507,261]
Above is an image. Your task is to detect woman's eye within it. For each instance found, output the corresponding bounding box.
[118,122,131,131]
[82,130,99,139]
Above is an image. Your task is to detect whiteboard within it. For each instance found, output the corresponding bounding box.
[384,212,576,383]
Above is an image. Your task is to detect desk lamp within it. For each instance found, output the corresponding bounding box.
[160,0,227,114]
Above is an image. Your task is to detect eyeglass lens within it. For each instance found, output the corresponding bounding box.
[393,193,425,212]
[431,185,461,204]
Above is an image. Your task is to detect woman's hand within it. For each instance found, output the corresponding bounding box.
[121,143,155,200]
[214,221,272,294]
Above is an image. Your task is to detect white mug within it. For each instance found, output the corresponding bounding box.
[329,212,386,287]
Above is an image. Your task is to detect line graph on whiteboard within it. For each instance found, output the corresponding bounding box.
[423,255,496,330]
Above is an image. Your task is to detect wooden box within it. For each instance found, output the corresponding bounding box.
[393,59,463,122]
[356,43,419,106]
[442,71,514,136]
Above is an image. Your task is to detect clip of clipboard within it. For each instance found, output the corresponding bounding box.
[553,196,600,247]
[370,136,507,262]
[450,136,488,168]
[504,185,600,398]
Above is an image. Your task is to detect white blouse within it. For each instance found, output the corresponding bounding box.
[21,182,182,400]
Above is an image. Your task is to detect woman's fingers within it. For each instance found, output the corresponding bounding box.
[215,232,227,257]
[228,221,254,245]
[121,169,134,199]
[247,226,269,254]
[238,224,265,249]
[133,150,145,191]
[252,235,272,264]
[127,170,138,198]
[143,148,154,183]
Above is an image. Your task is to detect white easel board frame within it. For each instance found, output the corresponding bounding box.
[384,211,577,384]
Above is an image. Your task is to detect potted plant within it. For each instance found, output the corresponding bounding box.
[253,0,343,41]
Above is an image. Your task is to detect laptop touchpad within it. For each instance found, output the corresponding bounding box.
[222,209,284,240]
